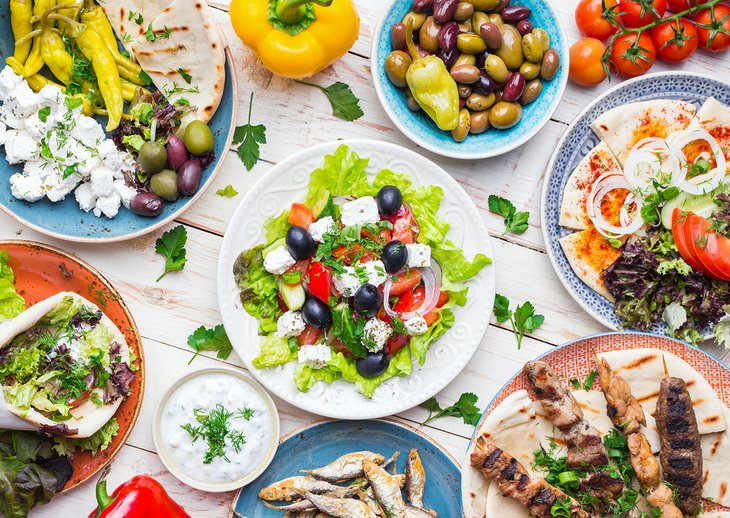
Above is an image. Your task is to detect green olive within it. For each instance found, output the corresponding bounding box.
[487,13,503,25]
[385,50,412,88]
[467,0,500,10]
[457,33,487,54]
[453,53,477,68]
[451,64,481,84]
[484,54,509,83]
[419,16,441,54]
[466,92,496,111]
[454,2,475,22]
[406,90,421,112]
[458,84,473,99]
[184,120,214,156]
[451,108,471,142]
[521,33,544,64]
[489,101,523,129]
[470,110,490,134]
[458,19,473,33]
[496,24,524,70]
[532,28,550,53]
[471,11,489,34]
[150,169,180,202]
[541,48,560,81]
[403,11,426,31]
[519,61,541,81]
[138,141,167,174]
[520,79,543,105]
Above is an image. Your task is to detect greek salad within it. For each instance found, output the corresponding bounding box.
[233,145,490,397]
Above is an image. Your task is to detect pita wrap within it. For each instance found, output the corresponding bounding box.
[701,514,730,517]
[0,292,131,438]
[559,227,622,300]
[692,97,730,168]
[591,100,696,164]
[99,0,170,52]
[129,0,225,123]
[701,405,730,508]
[598,349,727,434]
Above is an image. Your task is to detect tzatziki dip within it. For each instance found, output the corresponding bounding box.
[156,369,278,489]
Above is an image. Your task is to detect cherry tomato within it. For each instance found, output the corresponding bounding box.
[392,216,415,243]
[385,333,409,357]
[297,325,323,346]
[695,5,730,52]
[575,0,618,40]
[285,259,310,285]
[332,244,376,264]
[667,0,699,12]
[389,269,422,295]
[330,336,352,357]
[610,32,656,77]
[569,37,608,86]
[306,261,331,303]
[685,214,730,281]
[617,0,667,27]
[436,290,449,308]
[672,209,706,272]
[424,310,440,326]
[651,17,698,62]
[288,203,315,229]
[393,285,426,313]
[361,227,392,245]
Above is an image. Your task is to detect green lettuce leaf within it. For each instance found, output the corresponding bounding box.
[440,276,468,306]
[252,334,297,369]
[0,251,25,322]
[432,240,491,282]
[410,308,455,366]
[304,145,373,215]
[372,168,413,192]
[52,418,119,457]
[327,346,412,398]
[294,363,341,392]
[0,347,41,385]
[264,209,291,244]
[79,325,114,366]
[233,245,281,334]
[408,185,451,245]
[39,297,82,328]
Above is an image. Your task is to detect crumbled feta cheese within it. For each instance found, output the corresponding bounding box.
[74,182,96,212]
[363,260,388,287]
[275,310,306,338]
[4,131,38,164]
[298,343,331,369]
[97,139,124,170]
[44,171,80,202]
[72,115,105,148]
[0,121,6,147]
[264,246,296,275]
[404,315,429,336]
[406,243,431,268]
[114,180,137,208]
[37,84,63,109]
[341,196,379,227]
[5,82,38,119]
[23,160,47,178]
[363,318,392,352]
[0,109,24,130]
[0,67,22,102]
[333,267,362,297]
[9,173,44,202]
[23,112,47,141]
[94,193,121,218]
[90,167,114,197]
[308,216,336,242]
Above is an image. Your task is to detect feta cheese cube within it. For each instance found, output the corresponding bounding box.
[0,121,6,147]
[264,246,296,275]
[363,318,392,352]
[275,311,306,338]
[114,180,137,208]
[341,196,379,227]
[44,172,80,202]
[37,84,63,109]
[72,116,105,148]
[0,67,23,102]
[4,131,39,164]
[9,173,44,202]
[406,243,431,268]
[404,315,429,336]
[90,167,114,197]
[23,112,48,141]
[74,182,96,212]
[5,82,38,119]
[97,139,125,170]
[94,193,122,218]
[333,266,362,297]
[308,216,336,242]
[297,343,331,370]
[23,160,49,179]
[363,260,388,287]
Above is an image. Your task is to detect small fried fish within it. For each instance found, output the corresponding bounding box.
[265,499,316,512]
[406,504,438,517]
[305,491,378,518]
[305,451,387,482]
[258,476,347,501]
[405,449,426,507]
[363,459,408,518]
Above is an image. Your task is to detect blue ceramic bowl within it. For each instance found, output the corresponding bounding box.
[231,419,462,516]
[0,2,236,242]
[371,0,569,160]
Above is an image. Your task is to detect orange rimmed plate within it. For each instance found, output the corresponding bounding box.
[0,240,145,491]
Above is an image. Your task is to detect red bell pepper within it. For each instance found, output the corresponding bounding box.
[307,261,332,303]
[88,467,190,518]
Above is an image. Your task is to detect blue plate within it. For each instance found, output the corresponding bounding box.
[370,0,569,160]
[0,2,236,242]
[231,420,461,517]
[541,72,730,333]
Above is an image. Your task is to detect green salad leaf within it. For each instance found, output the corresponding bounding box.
[252,334,297,369]
[410,307,455,366]
[327,346,412,398]
[52,418,119,457]
[0,251,25,323]
[233,245,281,334]
[432,240,492,282]
[264,210,291,244]
[304,145,372,216]
[294,363,341,392]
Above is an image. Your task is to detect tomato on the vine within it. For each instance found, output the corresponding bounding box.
[695,4,730,52]
[651,17,698,62]
[569,37,608,86]
[667,0,699,12]
[575,0,618,40]
[610,32,657,77]
[617,0,667,27]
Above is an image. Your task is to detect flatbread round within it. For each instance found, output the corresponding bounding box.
[559,227,622,301]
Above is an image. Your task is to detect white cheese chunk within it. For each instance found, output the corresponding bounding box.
[405,315,429,336]
[0,67,22,101]
[341,196,379,227]
[0,121,6,147]
[94,193,122,218]
[72,116,105,148]
[406,243,431,268]
[308,216,336,242]
[9,173,44,202]
[5,82,38,119]
[44,172,80,202]
[333,267,362,297]
[297,343,331,369]
[363,318,392,352]
[4,131,39,165]
[363,260,388,287]
[275,311,306,338]
[74,182,96,212]
[264,246,296,275]
[114,180,137,209]
[90,167,115,197]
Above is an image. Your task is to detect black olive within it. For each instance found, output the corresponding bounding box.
[356,351,390,378]
[381,240,408,273]
[353,284,381,318]
[285,226,315,261]
[301,297,332,329]
[376,185,403,215]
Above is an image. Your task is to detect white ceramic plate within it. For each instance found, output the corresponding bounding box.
[217,140,495,420]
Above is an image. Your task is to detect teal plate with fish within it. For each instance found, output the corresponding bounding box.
[230,419,461,517]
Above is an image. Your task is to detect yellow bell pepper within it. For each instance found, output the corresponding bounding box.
[229,0,359,79]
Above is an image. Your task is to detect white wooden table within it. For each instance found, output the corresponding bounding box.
[9,1,729,515]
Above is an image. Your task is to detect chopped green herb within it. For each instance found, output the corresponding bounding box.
[154,225,187,282]
[420,392,481,426]
[488,195,530,235]
[177,68,192,83]
[216,184,238,197]
[233,93,267,171]
[180,404,252,464]
[145,24,156,42]
[37,107,50,123]
[186,324,233,364]
[296,80,364,121]
[493,294,544,349]
[159,26,172,39]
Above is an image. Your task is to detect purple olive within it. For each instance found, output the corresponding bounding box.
[412,0,432,13]
[415,44,431,57]
[516,19,534,35]
[494,0,510,12]
[501,5,531,22]
[502,72,526,102]
[475,51,489,69]
[433,0,458,24]
[472,71,497,95]
[130,192,164,217]
[166,135,188,171]
[177,159,202,196]
[391,23,407,52]
[438,21,459,51]
[437,48,459,67]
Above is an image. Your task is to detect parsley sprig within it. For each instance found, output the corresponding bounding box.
[186,324,233,364]
[155,225,187,282]
[493,294,544,349]
[181,404,254,464]
[488,195,530,235]
[234,93,267,171]
[420,392,482,426]
[296,81,364,122]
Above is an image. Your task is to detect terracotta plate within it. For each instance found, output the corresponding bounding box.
[0,240,145,491]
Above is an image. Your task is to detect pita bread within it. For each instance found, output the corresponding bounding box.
[591,100,696,164]
[560,141,625,231]
[693,97,730,167]
[129,0,225,122]
[559,227,622,300]
[701,405,730,508]
[701,514,730,517]
[0,292,130,438]
[99,0,169,52]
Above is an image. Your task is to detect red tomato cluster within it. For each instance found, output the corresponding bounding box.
[570,0,730,86]
[672,208,730,281]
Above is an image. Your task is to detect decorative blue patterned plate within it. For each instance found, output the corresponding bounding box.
[541,72,730,333]
[370,0,569,160]
[230,419,461,517]
[0,3,236,242]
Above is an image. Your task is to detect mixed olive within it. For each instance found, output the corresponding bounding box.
[386,0,561,142]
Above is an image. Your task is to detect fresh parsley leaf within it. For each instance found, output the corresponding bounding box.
[492,293,544,349]
[134,13,143,25]
[64,96,83,110]
[145,24,156,42]
[186,324,233,363]
[155,225,187,282]
[216,184,238,197]
[139,70,152,86]
[177,68,192,83]
[37,106,50,123]
[181,404,248,464]
[420,392,482,426]
[159,26,172,39]
[493,293,512,323]
[297,80,364,122]
[488,194,530,234]
[233,93,267,171]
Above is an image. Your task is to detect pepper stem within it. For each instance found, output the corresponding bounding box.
[93,465,115,517]
[274,0,332,25]
[404,19,421,62]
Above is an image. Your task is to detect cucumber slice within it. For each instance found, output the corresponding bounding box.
[263,237,286,257]
[660,192,717,229]
[280,280,305,311]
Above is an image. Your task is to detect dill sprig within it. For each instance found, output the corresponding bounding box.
[181,404,255,464]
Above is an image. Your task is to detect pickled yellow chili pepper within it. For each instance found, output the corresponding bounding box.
[404,19,459,132]
[56,0,81,20]
[10,0,33,64]
[121,81,139,103]
[21,0,56,77]
[39,6,74,84]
